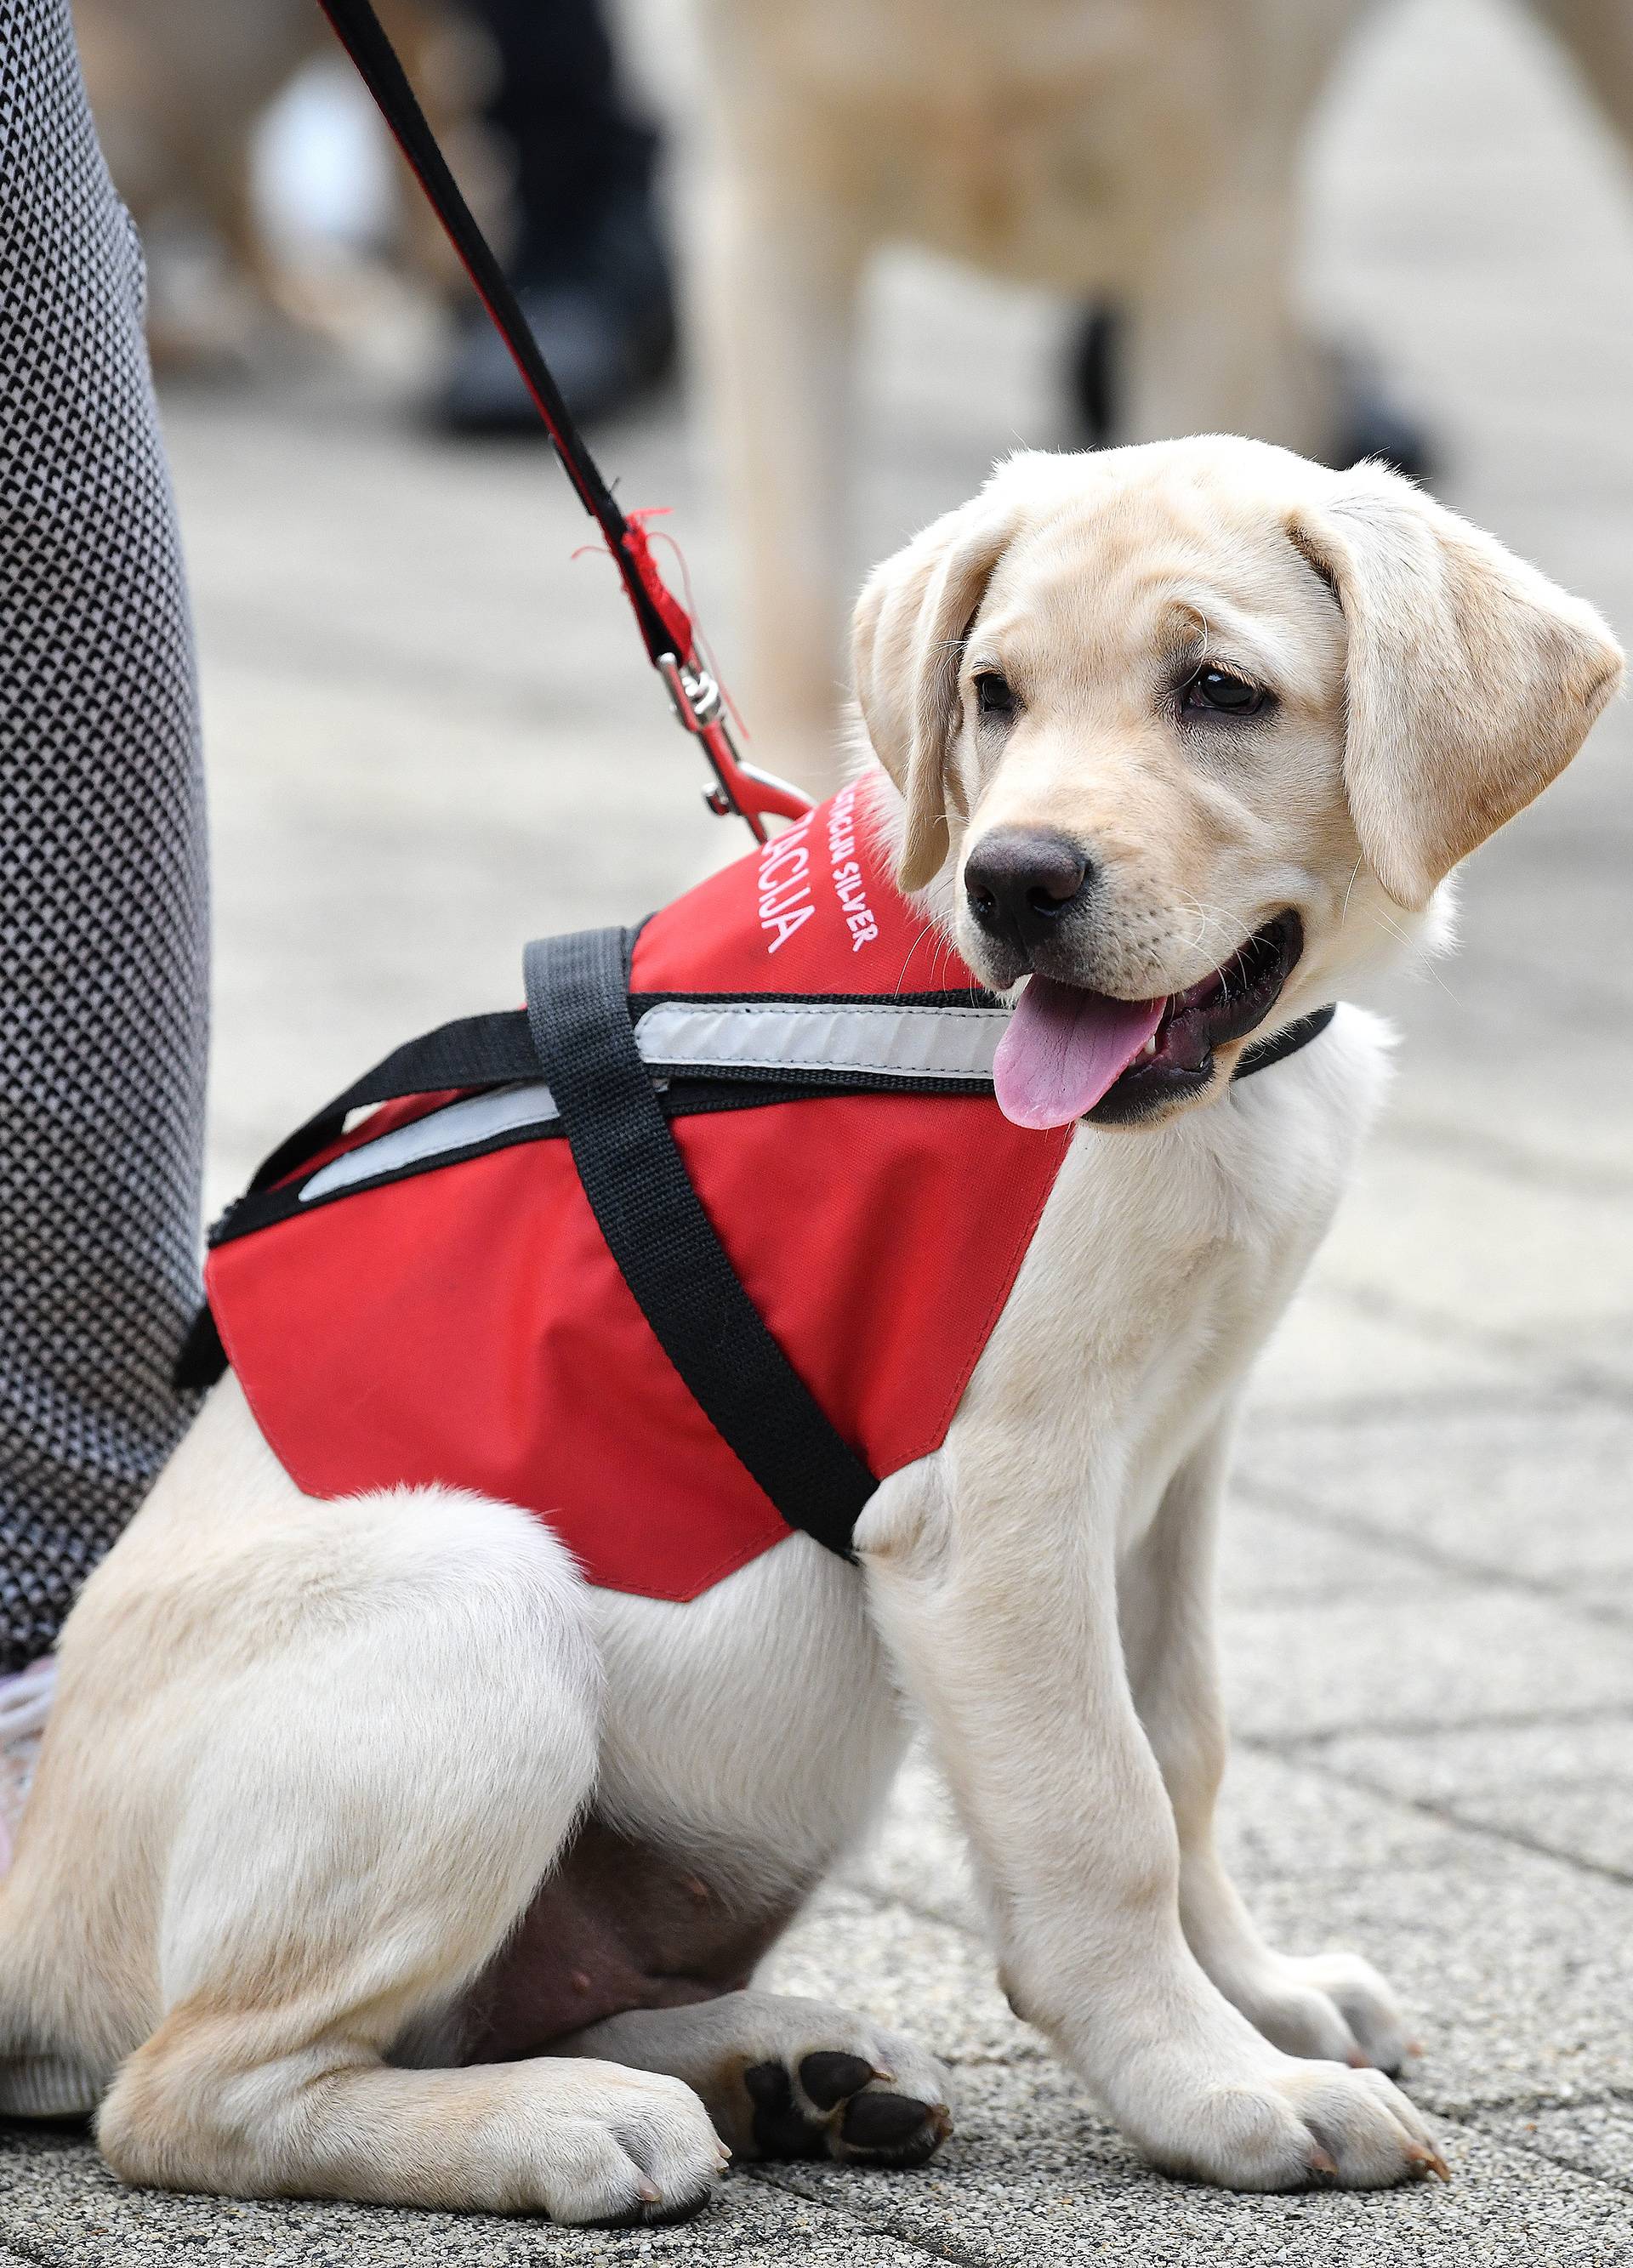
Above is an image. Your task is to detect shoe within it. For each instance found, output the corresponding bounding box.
[1067,305,1119,449]
[435,190,676,436]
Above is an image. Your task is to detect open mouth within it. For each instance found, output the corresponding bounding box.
[993,911,1304,1130]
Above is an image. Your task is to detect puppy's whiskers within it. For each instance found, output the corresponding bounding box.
[1172,890,1239,965]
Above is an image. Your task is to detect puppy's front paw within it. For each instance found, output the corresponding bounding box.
[1226,1949,1415,2075]
[536,2066,729,2227]
[1139,2055,1448,2191]
[737,2014,953,2169]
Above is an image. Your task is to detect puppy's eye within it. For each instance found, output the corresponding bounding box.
[974,672,1016,722]
[1183,666,1265,717]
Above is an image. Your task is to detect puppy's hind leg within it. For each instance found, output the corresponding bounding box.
[94,1488,724,2225]
[564,1991,953,2169]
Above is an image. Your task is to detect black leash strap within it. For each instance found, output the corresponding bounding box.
[313,0,673,656]
[523,927,876,1560]
[313,0,810,838]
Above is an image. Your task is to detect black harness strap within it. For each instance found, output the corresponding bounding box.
[240,992,1333,1208]
[244,1010,539,1197]
[178,1008,542,1388]
[523,927,876,1560]
[184,941,1340,1469]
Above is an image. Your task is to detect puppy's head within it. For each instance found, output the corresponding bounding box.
[852,440,1622,1128]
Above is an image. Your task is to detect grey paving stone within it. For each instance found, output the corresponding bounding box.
[1242,1279,1524,1421]
[1471,2102,1633,2193]
[0,2124,934,2268]
[1221,1577,1633,1745]
[1366,801,1633,1193]
[839,1739,1633,2117]
[843,1747,1459,1933]
[1219,1502,1414,1610]
[755,2061,1633,2266]
[1315,1719,1633,1881]
[1244,1849,1633,2115]
[839,1748,982,1933]
[1214,1747,1478,1884]
[1238,1399,1633,1605]
[1310,1146,1633,1380]
[18,2097,1633,2268]
[1575,1318,1633,1404]
[759,1881,1044,2073]
[806,1752,1633,2117]
[1385,1071,1633,1206]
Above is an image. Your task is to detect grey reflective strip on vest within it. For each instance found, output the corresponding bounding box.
[632,999,1009,1083]
[301,1082,561,1201]
[299,999,1010,1203]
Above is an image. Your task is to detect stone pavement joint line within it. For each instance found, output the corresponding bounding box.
[1243,1704,1633,1750]
[1237,1477,1633,1633]
[1245,1745,1633,1894]
[1383,1115,1633,1202]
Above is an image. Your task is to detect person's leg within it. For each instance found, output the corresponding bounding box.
[475,0,656,275]
[436,0,674,432]
[0,3,208,1693]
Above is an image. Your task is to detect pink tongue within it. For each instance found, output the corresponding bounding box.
[993,977,1166,1129]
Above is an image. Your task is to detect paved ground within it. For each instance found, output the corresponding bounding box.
[5,0,1633,2258]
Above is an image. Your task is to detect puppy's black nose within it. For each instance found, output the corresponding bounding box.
[964,828,1090,953]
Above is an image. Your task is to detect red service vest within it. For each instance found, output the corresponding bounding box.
[204,785,1073,1598]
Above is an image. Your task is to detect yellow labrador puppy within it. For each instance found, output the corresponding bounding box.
[0,439,1619,2224]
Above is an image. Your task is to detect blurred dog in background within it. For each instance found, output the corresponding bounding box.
[689,0,1633,793]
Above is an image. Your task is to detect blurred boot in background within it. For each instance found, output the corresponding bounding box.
[436,0,676,433]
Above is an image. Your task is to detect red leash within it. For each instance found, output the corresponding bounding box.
[313,0,810,842]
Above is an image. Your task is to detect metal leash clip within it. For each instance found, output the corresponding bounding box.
[657,651,725,738]
[656,653,812,835]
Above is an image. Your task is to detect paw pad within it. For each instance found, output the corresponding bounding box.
[799,2051,876,2111]
[742,2054,953,2168]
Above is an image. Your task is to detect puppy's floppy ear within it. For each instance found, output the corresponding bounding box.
[852,501,1016,894]
[1290,468,1622,909]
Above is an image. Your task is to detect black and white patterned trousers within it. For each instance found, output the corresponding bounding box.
[0,0,208,1674]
